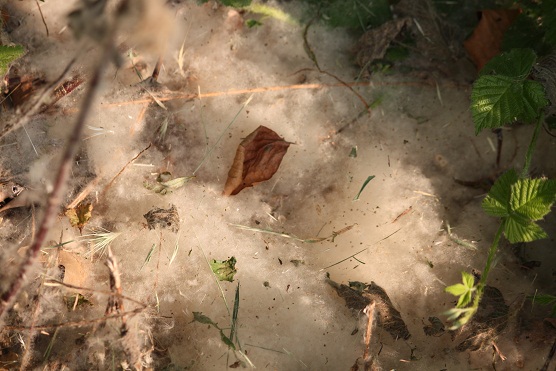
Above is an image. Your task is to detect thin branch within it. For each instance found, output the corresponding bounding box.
[0,41,115,326]
[35,0,49,37]
[101,142,152,195]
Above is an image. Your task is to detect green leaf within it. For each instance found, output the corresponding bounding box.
[461,271,474,288]
[480,49,536,78]
[0,45,25,77]
[246,19,262,28]
[192,312,219,328]
[484,172,556,243]
[353,175,375,201]
[482,169,518,217]
[445,272,475,308]
[472,51,549,133]
[445,283,468,297]
[220,330,236,349]
[510,178,556,220]
[210,257,237,282]
[521,80,550,121]
[220,0,251,7]
[504,218,548,243]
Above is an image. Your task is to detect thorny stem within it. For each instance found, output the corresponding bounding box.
[521,113,544,178]
[0,41,115,325]
[474,223,505,306]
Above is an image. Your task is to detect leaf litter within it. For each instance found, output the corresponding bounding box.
[223,125,290,196]
[326,275,411,341]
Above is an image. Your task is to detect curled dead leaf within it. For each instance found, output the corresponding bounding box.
[223,125,290,196]
[464,9,520,71]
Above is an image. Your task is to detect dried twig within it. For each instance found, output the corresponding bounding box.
[35,0,49,36]
[105,247,127,333]
[363,302,376,369]
[101,142,152,195]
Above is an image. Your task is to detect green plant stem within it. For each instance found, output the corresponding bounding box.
[473,223,505,308]
[521,113,544,178]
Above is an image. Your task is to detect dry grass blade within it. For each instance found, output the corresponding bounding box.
[230,223,356,243]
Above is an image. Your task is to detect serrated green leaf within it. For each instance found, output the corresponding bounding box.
[210,257,237,282]
[521,80,549,121]
[504,218,548,243]
[461,271,475,288]
[457,291,472,308]
[0,45,25,77]
[482,169,518,217]
[484,172,555,243]
[472,75,548,133]
[445,283,468,296]
[480,48,536,78]
[510,178,556,220]
[472,75,519,132]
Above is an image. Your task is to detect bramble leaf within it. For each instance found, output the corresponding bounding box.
[480,48,536,78]
[445,283,468,297]
[482,169,518,217]
[472,49,549,134]
[445,271,475,308]
[483,171,556,243]
[471,75,548,133]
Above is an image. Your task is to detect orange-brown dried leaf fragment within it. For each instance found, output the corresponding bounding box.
[223,125,290,196]
[464,9,520,71]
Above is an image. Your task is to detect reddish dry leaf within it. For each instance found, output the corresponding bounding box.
[464,9,520,71]
[223,125,290,196]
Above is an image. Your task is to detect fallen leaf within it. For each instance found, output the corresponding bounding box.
[327,276,411,340]
[354,18,411,69]
[65,203,93,234]
[223,125,290,196]
[464,9,520,71]
[143,204,180,233]
[210,256,237,282]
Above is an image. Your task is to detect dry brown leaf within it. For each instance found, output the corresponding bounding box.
[65,202,93,234]
[354,17,411,68]
[223,125,290,196]
[464,9,520,71]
